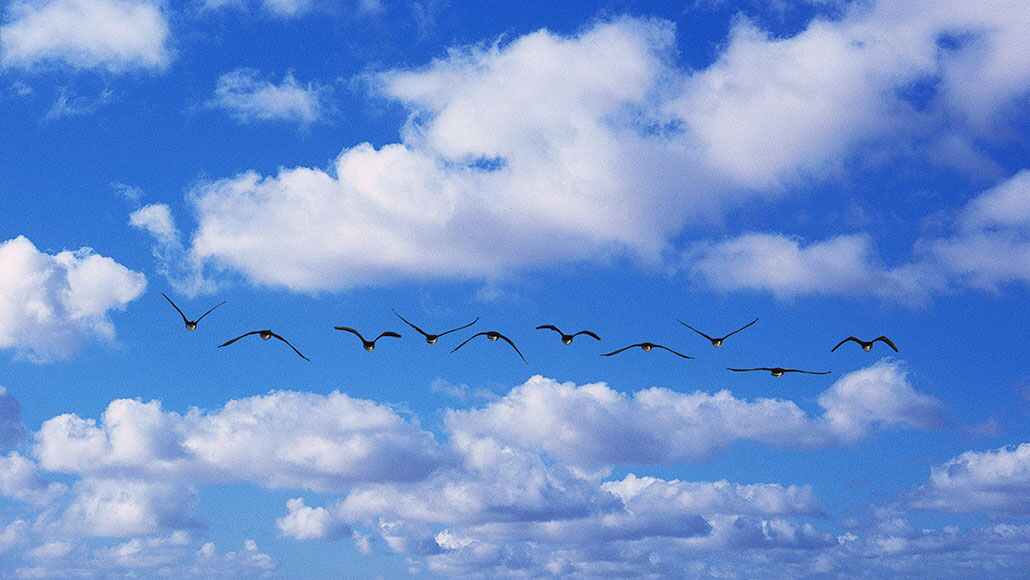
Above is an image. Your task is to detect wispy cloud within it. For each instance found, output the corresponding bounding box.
[208,68,329,125]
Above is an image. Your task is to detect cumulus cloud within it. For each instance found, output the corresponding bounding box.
[915,442,1030,514]
[0,236,146,362]
[0,452,66,505]
[445,365,938,468]
[61,478,195,537]
[209,68,328,125]
[35,390,446,490]
[930,170,1030,288]
[178,3,1030,292]
[203,0,314,18]
[9,532,276,578]
[0,0,171,72]
[687,233,941,302]
[277,498,348,540]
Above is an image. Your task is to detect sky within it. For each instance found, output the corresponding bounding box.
[1,0,1029,578]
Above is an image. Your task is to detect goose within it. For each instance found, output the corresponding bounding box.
[161,292,225,331]
[393,310,478,345]
[219,330,309,361]
[535,324,601,345]
[679,318,758,348]
[451,331,526,363]
[334,326,402,351]
[601,342,693,359]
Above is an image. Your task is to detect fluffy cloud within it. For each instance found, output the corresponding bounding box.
[209,68,328,125]
[179,3,1030,292]
[915,442,1030,514]
[277,498,348,540]
[931,170,1030,288]
[687,233,940,302]
[35,390,447,490]
[0,0,171,72]
[445,365,938,468]
[0,236,146,362]
[8,533,276,579]
[0,452,65,505]
[61,478,195,537]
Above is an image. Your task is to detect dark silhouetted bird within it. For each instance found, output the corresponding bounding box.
[162,292,225,331]
[451,331,526,363]
[335,326,402,351]
[536,324,601,345]
[393,310,478,345]
[219,330,309,361]
[727,367,830,378]
[679,318,757,348]
[602,342,693,359]
[831,336,898,353]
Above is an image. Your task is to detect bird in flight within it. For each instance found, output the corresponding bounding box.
[218,330,309,361]
[535,324,601,345]
[727,367,830,378]
[831,336,899,353]
[161,292,225,331]
[451,331,526,363]
[393,310,478,344]
[334,326,402,351]
[602,342,693,359]
[679,318,758,348]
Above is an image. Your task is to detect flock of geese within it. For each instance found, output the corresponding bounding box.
[162,293,899,376]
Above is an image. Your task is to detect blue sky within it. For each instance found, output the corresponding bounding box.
[1,0,1029,578]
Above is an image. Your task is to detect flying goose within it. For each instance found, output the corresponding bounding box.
[393,310,478,344]
[451,331,526,363]
[727,367,830,378]
[335,326,402,351]
[535,324,601,345]
[162,292,225,331]
[831,336,899,353]
[602,342,693,359]
[218,330,309,361]
[679,318,758,348]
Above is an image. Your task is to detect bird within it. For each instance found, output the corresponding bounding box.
[334,326,402,351]
[393,310,478,345]
[218,330,309,361]
[727,367,830,378]
[831,336,899,353]
[451,331,526,363]
[679,318,758,348]
[601,342,693,359]
[161,292,225,332]
[535,324,601,345]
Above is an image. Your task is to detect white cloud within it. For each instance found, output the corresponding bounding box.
[277,498,348,540]
[915,443,1030,514]
[0,520,28,555]
[817,361,942,441]
[129,203,177,243]
[61,478,194,537]
[209,68,327,125]
[128,203,209,295]
[0,0,171,72]
[687,233,941,302]
[35,390,447,491]
[0,236,146,362]
[0,452,65,505]
[444,367,938,469]
[178,4,1030,292]
[931,170,1030,288]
